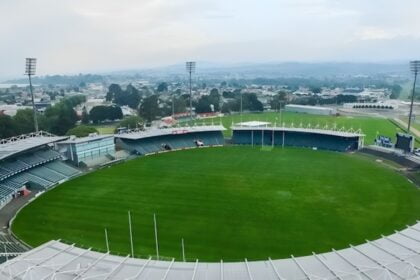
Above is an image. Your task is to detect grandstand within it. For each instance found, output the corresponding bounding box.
[115,125,225,155]
[0,132,81,209]
[2,221,420,279]
[232,122,364,152]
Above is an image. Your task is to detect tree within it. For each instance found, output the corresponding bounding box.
[195,89,221,114]
[172,97,187,114]
[64,95,86,107]
[124,84,141,108]
[107,84,141,109]
[109,105,123,120]
[66,125,99,137]
[242,93,264,112]
[139,95,160,122]
[161,96,187,116]
[89,105,123,124]
[311,87,322,94]
[12,109,46,134]
[157,82,168,92]
[117,116,144,130]
[81,107,89,124]
[270,91,287,111]
[222,91,235,98]
[195,96,213,113]
[0,114,16,138]
[106,84,123,102]
[209,88,221,111]
[390,84,402,99]
[44,100,79,135]
[13,109,37,134]
[89,106,108,124]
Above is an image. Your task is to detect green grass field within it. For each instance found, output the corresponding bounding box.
[190,112,404,144]
[12,147,420,261]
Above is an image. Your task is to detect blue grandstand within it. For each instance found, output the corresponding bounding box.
[232,122,364,152]
[0,132,81,208]
[115,125,225,155]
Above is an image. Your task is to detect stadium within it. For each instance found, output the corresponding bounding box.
[0,121,419,280]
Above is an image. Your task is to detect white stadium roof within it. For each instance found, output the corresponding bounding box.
[236,121,271,127]
[0,132,68,161]
[232,126,364,138]
[2,221,420,279]
[115,125,226,140]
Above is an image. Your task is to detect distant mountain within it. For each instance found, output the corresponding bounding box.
[111,62,409,79]
[2,62,410,85]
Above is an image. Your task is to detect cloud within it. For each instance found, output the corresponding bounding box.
[0,0,419,79]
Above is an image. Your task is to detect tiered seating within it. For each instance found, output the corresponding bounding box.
[0,186,13,199]
[2,180,22,190]
[29,167,66,183]
[232,129,360,152]
[0,167,11,178]
[1,160,29,174]
[0,146,82,208]
[0,234,28,254]
[19,154,46,166]
[122,131,225,155]
[44,161,80,177]
[36,149,61,161]
[11,172,52,188]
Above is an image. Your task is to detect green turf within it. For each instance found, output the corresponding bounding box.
[12,147,420,261]
[190,111,404,144]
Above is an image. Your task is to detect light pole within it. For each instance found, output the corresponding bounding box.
[186,61,196,121]
[408,60,420,133]
[25,58,38,132]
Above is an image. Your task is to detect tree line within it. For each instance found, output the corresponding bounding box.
[0,95,85,138]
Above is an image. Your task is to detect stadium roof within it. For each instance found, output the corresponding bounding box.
[285,104,334,111]
[115,125,226,140]
[2,221,420,279]
[57,134,113,144]
[232,126,364,138]
[236,121,271,127]
[0,131,68,161]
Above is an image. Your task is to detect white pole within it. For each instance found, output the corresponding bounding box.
[181,238,186,262]
[282,131,285,148]
[251,130,254,146]
[105,228,110,252]
[128,211,134,257]
[261,129,264,148]
[154,213,159,260]
[272,128,274,147]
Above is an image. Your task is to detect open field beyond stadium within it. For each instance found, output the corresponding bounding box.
[12,146,420,261]
[190,112,404,144]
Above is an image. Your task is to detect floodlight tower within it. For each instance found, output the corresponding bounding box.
[25,58,38,132]
[186,61,196,120]
[408,60,420,133]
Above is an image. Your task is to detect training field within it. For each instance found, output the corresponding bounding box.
[193,112,404,144]
[12,147,420,261]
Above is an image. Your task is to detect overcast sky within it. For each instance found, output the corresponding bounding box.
[1,0,419,79]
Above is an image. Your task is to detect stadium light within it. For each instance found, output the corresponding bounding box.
[186,61,196,120]
[25,58,38,132]
[408,60,420,133]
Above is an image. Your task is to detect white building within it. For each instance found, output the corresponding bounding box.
[285,104,337,115]
[56,134,115,167]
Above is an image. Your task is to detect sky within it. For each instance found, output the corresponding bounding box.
[1,0,420,79]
